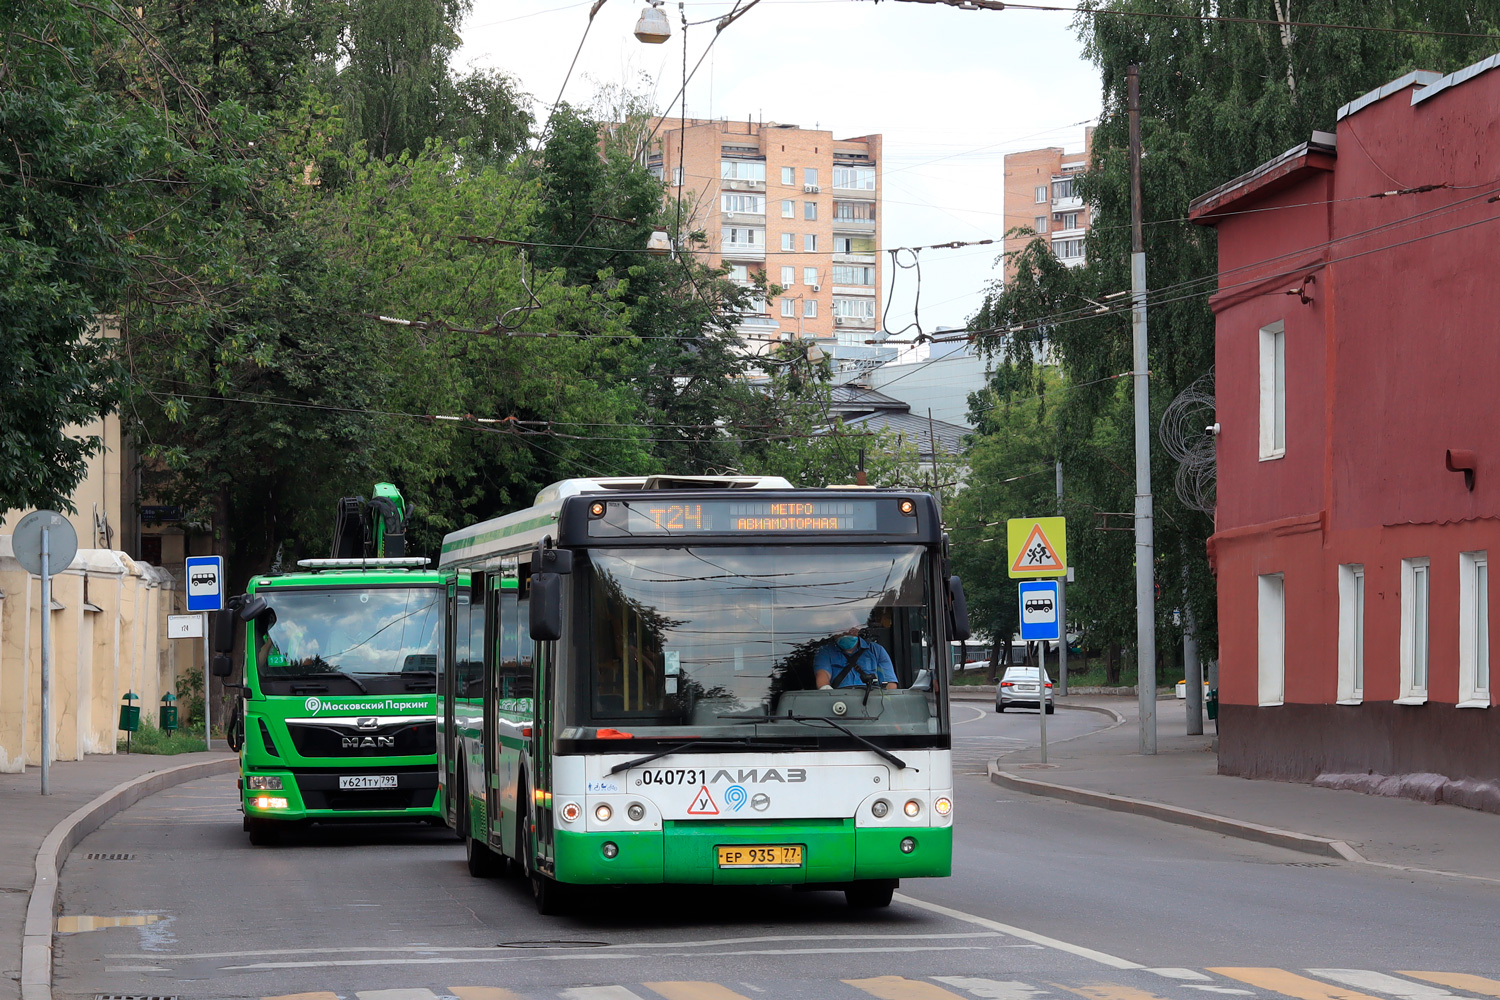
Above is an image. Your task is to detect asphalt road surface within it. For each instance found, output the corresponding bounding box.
[53,706,1500,1000]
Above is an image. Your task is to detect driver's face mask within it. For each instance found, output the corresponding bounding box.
[836,635,859,651]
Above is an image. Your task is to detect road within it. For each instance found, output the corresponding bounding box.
[52,704,1500,1000]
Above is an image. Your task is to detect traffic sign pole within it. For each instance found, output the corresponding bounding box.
[184,555,225,751]
[41,527,51,795]
[204,628,212,752]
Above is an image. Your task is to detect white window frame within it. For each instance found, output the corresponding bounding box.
[1258,573,1285,707]
[804,167,818,187]
[1035,185,1048,203]
[781,199,794,218]
[1336,564,1365,704]
[1398,557,1430,704]
[1459,551,1490,707]
[780,298,796,318]
[781,166,794,185]
[803,298,817,318]
[804,234,817,252]
[804,201,818,221]
[803,267,819,286]
[1258,320,1286,460]
[781,233,794,251]
[780,266,795,287]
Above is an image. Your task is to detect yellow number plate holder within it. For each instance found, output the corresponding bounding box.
[716,844,804,868]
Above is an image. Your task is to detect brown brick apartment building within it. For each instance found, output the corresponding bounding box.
[1002,128,1093,284]
[647,118,882,351]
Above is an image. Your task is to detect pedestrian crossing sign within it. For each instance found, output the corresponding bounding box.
[1007,517,1067,578]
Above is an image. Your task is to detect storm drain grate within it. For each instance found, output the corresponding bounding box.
[1283,861,1338,868]
[95,995,179,1000]
[85,853,137,861]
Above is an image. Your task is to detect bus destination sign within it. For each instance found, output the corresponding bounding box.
[587,498,917,536]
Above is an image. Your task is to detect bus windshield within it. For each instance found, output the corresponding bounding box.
[569,545,944,740]
[252,586,443,694]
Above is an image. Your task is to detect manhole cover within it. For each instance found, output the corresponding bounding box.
[496,940,608,950]
[95,995,179,1000]
[85,854,137,861]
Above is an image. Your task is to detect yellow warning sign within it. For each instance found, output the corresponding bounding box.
[1007,517,1067,578]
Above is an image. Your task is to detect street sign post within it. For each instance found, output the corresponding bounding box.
[1018,580,1061,641]
[12,510,79,795]
[1007,517,1067,579]
[168,614,206,639]
[184,556,224,750]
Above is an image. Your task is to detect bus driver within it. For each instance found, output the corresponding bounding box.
[813,622,898,690]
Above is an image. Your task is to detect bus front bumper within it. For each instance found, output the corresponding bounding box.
[243,768,440,822]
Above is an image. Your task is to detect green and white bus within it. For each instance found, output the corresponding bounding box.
[437,476,970,913]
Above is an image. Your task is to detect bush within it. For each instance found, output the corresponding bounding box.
[117,719,207,755]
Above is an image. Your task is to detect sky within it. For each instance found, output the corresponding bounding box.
[454,0,1103,338]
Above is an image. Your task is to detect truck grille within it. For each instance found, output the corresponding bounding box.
[283,717,436,758]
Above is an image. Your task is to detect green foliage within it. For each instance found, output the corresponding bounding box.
[118,718,208,754]
[963,0,1500,662]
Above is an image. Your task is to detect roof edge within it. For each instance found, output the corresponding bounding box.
[1412,51,1500,107]
[1188,131,1336,222]
[1337,69,1442,121]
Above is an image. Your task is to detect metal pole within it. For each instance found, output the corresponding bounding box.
[1128,63,1157,754]
[203,625,212,752]
[1056,460,1067,698]
[1037,641,1047,763]
[1185,611,1203,735]
[40,527,51,795]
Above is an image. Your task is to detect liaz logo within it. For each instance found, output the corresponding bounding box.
[342,735,395,749]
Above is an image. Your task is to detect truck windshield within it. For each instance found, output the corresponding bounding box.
[252,587,443,683]
[567,545,944,740]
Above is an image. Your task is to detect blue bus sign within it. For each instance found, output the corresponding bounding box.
[184,555,224,612]
[1018,580,1060,641]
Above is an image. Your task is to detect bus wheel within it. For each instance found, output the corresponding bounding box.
[531,871,571,916]
[845,880,896,909]
[246,820,280,847]
[466,831,504,878]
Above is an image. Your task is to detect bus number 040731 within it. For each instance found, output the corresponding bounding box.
[636,769,706,786]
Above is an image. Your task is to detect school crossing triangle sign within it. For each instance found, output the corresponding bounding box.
[1007,516,1067,579]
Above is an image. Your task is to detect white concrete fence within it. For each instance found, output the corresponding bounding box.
[0,537,188,772]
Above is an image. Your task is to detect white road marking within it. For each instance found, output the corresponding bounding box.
[1308,971,1458,1000]
[953,705,989,725]
[1148,971,1213,981]
[892,894,1143,970]
[104,965,170,972]
[932,976,1051,999]
[109,931,1005,961]
[1180,988,1255,995]
[357,991,442,1000]
[217,945,1000,971]
[560,989,647,1000]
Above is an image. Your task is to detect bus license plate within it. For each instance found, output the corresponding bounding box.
[717,844,803,868]
[339,775,398,790]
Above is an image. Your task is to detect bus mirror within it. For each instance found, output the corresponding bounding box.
[537,547,573,575]
[211,653,233,679]
[213,609,238,653]
[530,573,565,641]
[947,576,971,641]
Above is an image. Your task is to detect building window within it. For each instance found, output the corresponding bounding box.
[781,199,794,218]
[781,298,796,317]
[1258,573,1285,707]
[672,166,683,186]
[1399,557,1430,704]
[832,265,874,285]
[1056,212,1080,230]
[804,234,817,252]
[1053,176,1074,199]
[781,166,794,185]
[803,267,819,286]
[1035,185,1048,203]
[781,233,794,251]
[833,165,876,190]
[1033,216,1048,234]
[1337,564,1365,704]
[743,296,767,314]
[781,265,795,287]
[833,201,876,223]
[721,194,765,215]
[1052,238,1084,259]
[804,167,818,187]
[1460,551,1490,707]
[834,236,853,254]
[833,298,876,320]
[720,160,766,182]
[804,201,818,221]
[803,298,817,318]
[728,264,749,284]
[648,163,664,181]
[1259,320,1286,460]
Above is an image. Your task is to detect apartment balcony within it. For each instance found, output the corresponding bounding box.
[833,315,876,330]
[721,178,765,193]
[1052,194,1084,212]
[721,242,766,260]
[833,252,877,265]
[721,211,767,226]
[832,285,875,297]
[832,218,876,231]
[831,186,876,200]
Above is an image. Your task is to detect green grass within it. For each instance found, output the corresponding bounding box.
[116,719,208,755]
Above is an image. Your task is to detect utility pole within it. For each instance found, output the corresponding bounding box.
[1056,459,1067,698]
[1128,64,1157,754]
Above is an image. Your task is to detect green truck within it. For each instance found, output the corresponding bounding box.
[213,483,446,844]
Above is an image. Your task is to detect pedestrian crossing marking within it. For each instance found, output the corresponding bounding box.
[357,991,441,1000]
[560,989,648,1000]
[644,982,754,1000]
[1149,972,1213,982]
[1052,982,1174,1000]
[1309,971,1458,1000]
[264,994,340,1000]
[932,978,1051,1000]
[1400,975,1500,998]
[449,988,523,1000]
[844,976,970,1000]
[1210,969,1385,1000]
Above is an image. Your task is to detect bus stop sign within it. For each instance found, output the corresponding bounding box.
[185,555,224,612]
[1018,580,1060,641]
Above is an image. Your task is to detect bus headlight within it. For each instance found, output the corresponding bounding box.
[627,802,645,822]
[903,799,922,818]
[252,796,289,810]
[595,803,613,823]
[247,776,283,790]
[602,841,619,859]
[871,799,890,818]
[900,836,917,853]
[560,802,581,823]
[934,797,952,817]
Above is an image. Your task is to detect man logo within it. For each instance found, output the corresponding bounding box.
[355,717,379,731]
[305,697,322,713]
[342,735,395,749]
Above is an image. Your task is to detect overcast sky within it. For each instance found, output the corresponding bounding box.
[455,0,1102,337]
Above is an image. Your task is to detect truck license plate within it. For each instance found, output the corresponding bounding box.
[339,775,398,790]
[716,844,803,868]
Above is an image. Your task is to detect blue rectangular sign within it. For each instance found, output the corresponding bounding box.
[184,555,224,612]
[1018,580,1060,641]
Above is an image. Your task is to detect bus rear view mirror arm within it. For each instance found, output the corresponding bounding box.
[948,576,971,641]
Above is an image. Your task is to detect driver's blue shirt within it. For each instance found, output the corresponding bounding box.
[814,637,897,687]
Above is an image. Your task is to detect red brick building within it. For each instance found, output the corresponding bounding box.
[1190,57,1500,782]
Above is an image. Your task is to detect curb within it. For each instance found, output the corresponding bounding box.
[20,756,238,1000]
[988,767,1356,861]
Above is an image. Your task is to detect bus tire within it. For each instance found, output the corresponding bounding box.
[845,880,896,909]
[466,831,504,878]
[246,820,280,847]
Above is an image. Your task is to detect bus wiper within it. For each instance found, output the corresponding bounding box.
[607,739,797,775]
[718,713,910,770]
[273,669,369,694]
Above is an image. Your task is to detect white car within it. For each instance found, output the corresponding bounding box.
[996,666,1054,714]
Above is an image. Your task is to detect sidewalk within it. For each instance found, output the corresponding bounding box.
[1,751,235,1000]
[990,694,1500,884]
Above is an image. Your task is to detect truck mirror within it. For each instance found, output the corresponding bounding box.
[237,595,270,622]
[211,653,234,679]
[213,609,238,653]
[530,572,565,642]
[947,576,971,641]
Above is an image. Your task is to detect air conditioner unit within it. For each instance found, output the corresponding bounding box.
[810,284,821,292]
[803,184,820,194]
[834,317,844,326]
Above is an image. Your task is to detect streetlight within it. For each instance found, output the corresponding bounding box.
[634,0,672,43]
